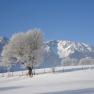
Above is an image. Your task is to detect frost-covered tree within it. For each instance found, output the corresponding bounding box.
[79,57,94,65]
[61,57,78,66]
[2,29,44,76]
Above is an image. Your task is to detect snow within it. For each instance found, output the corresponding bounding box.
[57,40,93,58]
[0,66,94,94]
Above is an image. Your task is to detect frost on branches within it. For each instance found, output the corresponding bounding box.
[2,29,44,76]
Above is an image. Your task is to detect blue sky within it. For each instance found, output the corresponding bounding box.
[0,0,94,45]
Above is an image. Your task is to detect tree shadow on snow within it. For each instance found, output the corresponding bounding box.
[38,88,94,94]
[0,86,25,92]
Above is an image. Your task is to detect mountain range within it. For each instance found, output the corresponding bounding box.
[40,40,94,67]
[0,37,94,72]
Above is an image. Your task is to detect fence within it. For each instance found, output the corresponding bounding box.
[0,65,94,77]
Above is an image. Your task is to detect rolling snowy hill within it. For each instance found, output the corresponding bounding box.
[0,67,94,94]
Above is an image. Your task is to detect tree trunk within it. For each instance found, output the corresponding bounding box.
[27,66,33,77]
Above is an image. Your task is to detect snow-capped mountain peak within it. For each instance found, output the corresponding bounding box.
[57,40,93,58]
[39,40,94,68]
[0,37,8,45]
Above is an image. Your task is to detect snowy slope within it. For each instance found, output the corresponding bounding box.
[57,40,93,58]
[40,40,94,67]
[0,68,94,94]
[46,40,94,59]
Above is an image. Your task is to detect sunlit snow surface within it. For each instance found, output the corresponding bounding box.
[0,68,94,94]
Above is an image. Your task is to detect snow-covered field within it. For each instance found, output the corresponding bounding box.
[0,66,94,94]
